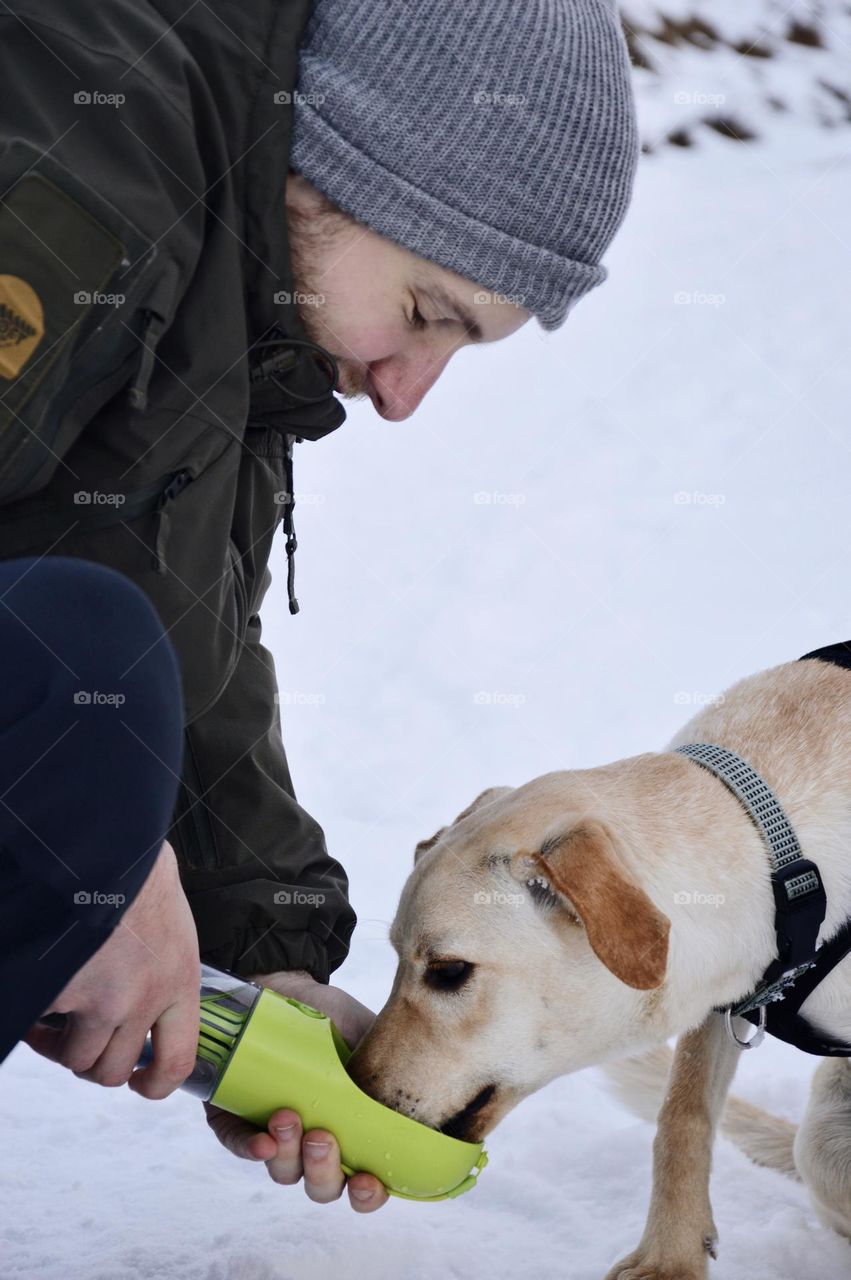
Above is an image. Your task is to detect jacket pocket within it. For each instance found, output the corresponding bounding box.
[0,138,178,503]
[0,438,248,724]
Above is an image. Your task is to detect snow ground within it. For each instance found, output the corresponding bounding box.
[3,123,851,1280]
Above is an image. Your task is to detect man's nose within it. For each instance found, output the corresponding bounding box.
[367,352,452,421]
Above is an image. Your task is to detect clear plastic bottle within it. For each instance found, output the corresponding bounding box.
[137,964,262,1099]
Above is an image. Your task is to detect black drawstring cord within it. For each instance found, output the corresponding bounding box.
[249,327,339,617]
[283,437,299,615]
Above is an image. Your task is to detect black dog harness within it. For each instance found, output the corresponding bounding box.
[674,641,851,1057]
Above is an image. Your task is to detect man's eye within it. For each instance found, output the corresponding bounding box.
[408,300,428,331]
[424,959,474,991]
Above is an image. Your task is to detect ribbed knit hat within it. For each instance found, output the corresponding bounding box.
[290,0,639,331]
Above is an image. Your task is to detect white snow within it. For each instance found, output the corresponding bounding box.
[622,1,851,150]
[3,84,851,1280]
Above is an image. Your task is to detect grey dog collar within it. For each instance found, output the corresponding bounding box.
[673,742,827,1032]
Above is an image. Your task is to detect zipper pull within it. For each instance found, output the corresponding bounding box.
[152,469,192,574]
[128,309,165,412]
[128,262,181,412]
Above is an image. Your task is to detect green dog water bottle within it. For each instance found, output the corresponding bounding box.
[140,964,488,1201]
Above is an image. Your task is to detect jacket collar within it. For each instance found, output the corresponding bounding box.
[148,0,346,440]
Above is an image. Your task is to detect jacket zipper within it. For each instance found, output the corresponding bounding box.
[152,467,194,574]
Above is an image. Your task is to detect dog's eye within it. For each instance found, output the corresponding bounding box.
[424,959,474,992]
[526,874,557,907]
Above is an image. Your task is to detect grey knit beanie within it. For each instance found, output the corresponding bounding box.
[290,0,639,331]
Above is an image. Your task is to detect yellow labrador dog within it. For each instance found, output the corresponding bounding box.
[348,654,851,1279]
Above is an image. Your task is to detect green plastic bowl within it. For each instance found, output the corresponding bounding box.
[210,988,488,1201]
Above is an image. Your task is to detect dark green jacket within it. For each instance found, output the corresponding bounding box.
[0,0,356,981]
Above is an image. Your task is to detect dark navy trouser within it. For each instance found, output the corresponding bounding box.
[0,556,184,1063]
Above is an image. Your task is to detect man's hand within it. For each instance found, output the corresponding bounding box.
[205,970,389,1213]
[25,840,201,1098]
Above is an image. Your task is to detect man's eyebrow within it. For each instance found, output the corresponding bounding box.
[419,283,484,343]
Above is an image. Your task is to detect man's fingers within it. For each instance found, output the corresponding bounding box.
[301,1129,345,1204]
[128,998,199,1100]
[30,1013,114,1075]
[22,1021,64,1062]
[204,1104,276,1160]
[347,1173,389,1213]
[264,1109,305,1184]
[80,1021,150,1087]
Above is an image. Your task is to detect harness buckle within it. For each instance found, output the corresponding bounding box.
[768,858,826,979]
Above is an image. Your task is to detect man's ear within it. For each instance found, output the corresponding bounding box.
[414,786,513,863]
[511,819,670,990]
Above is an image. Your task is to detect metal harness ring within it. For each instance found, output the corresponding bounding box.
[725,1003,767,1050]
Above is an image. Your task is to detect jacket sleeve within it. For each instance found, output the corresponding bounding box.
[169,610,357,983]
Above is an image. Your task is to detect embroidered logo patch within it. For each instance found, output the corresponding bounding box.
[0,275,44,379]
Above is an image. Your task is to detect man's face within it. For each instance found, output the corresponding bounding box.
[285,173,531,421]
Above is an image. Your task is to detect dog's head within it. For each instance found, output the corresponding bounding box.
[347,775,671,1142]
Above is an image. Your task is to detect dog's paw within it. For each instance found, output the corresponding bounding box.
[603,1243,712,1280]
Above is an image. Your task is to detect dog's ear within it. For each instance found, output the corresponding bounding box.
[414,786,512,863]
[511,819,670,990]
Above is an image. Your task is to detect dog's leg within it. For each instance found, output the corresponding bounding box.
[794,1058,851,1240]
[604,1011,741,1280]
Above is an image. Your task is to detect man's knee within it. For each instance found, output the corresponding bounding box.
[1,556,180,704]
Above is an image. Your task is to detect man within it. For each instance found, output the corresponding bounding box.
[0,0,637,1211]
